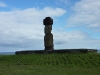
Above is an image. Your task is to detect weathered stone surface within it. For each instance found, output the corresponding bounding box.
[43,17,53,25]
[44,25,52,34]
[43,17,54,50]
[15,49,97,54]
[44,33,54,50]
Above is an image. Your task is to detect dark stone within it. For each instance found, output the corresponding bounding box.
[15,49,97,54]
[43,17,53,25]
[44,33,54,50]
[43,17,54,51]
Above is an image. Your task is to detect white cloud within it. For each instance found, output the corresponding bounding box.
[41,7,66,17]
[67,0,100,31]
[0,7,66,52]
[0,1,7,7]
[53,30,100,49]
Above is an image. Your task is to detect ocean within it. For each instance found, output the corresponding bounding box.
[0,52,15,55]
[98,50,100,53]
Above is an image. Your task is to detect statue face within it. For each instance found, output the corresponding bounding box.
[44,25,52,34]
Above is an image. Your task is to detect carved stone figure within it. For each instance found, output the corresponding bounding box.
[43,17,54,50]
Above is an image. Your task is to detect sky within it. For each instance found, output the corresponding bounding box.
[0,0,100,52]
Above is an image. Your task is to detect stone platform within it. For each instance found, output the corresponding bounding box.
[15,49,97,54]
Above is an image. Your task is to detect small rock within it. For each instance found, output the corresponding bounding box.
[17,62,20,65]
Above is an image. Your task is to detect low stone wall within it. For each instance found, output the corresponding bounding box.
[15,49,97,55]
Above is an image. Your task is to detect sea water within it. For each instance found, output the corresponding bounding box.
[0,52,15,55]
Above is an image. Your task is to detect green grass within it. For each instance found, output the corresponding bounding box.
[0,53,100,75]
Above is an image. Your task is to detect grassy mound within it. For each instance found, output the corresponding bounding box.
[0,53,100,75]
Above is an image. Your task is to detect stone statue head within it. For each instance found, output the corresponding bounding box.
[44,25,52,34]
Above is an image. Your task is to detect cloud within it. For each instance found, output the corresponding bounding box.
[0,6,99,52]
[0,1,7,7]
[0,7,66,52]
[67,0,100,31]
[53,30,100,49]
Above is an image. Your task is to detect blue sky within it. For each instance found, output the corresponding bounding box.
[0,0,100,52]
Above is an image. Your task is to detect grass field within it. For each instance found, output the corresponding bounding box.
[0,53,100,75]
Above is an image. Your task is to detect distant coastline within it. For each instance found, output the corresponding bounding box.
[0,52,15,55]
[98,50,100,53]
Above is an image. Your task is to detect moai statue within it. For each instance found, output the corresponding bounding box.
[43,17,54,50]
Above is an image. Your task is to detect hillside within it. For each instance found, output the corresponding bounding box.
[0,53,100,75]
